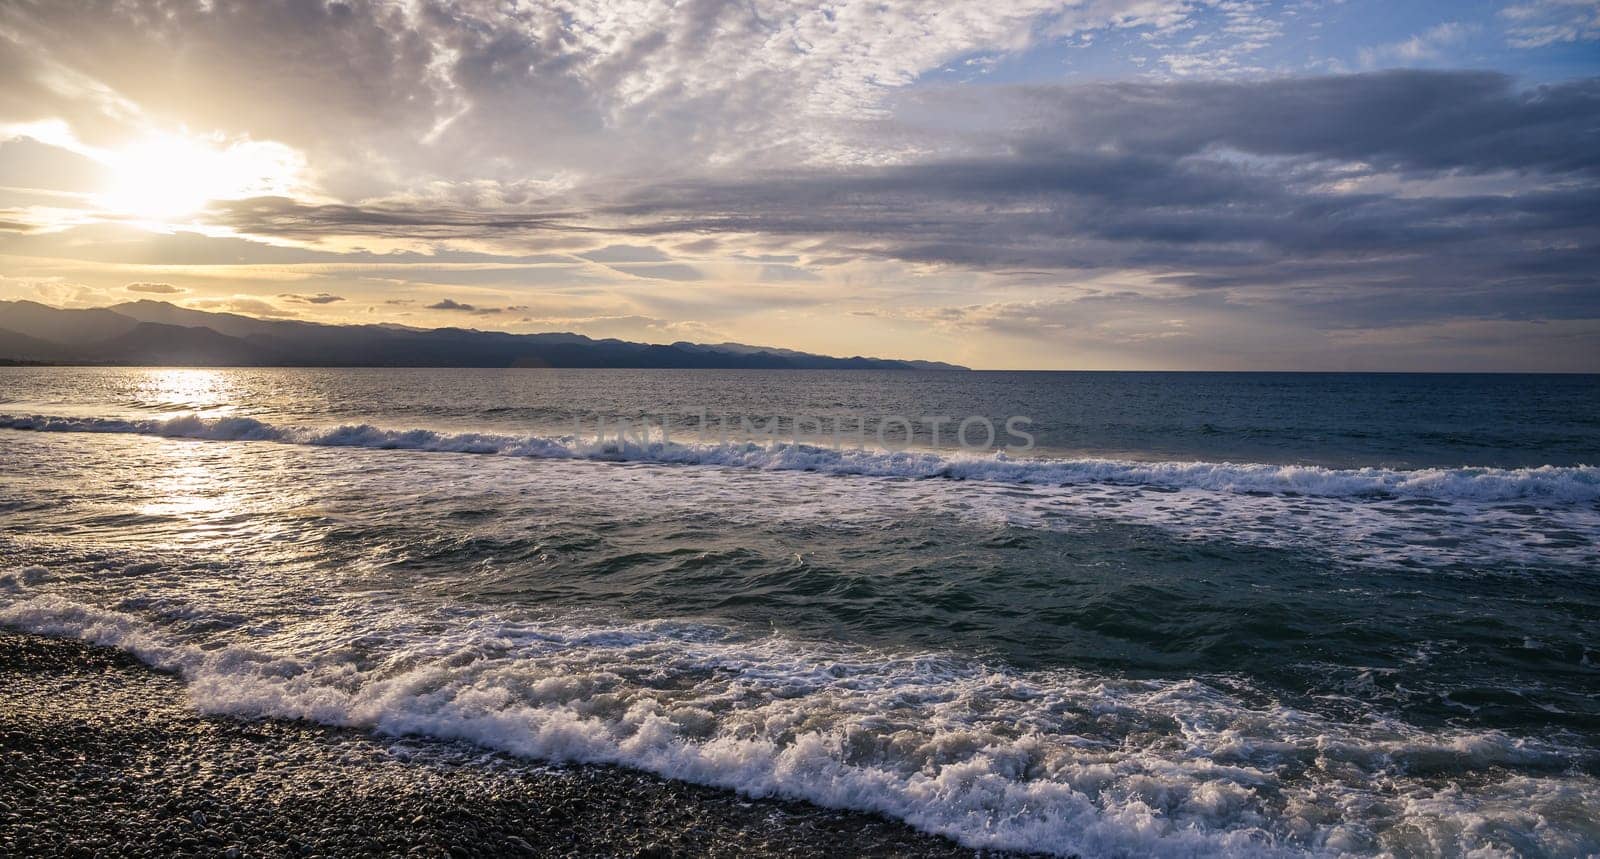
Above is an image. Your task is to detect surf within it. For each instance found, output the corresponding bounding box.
[3,412,1597,503]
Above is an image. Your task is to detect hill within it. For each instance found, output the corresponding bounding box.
[0,300,967,370]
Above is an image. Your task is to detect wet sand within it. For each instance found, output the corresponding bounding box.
[0,631,1026,858]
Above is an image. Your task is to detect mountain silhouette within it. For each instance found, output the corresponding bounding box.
[0,300,967,370]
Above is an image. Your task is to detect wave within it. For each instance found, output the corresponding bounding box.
[4,584,1597,858]
[3,412,1597,503]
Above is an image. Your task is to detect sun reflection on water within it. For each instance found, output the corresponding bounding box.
[136,453,230,520]
[131,369,243,418]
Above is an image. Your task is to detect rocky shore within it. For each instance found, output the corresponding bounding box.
[0,631,1018,858]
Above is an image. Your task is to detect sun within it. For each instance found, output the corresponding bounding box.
[96,132,303,223]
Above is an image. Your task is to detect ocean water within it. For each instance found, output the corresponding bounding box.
[1,367,1598,857]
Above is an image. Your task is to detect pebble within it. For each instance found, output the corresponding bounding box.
[0,632,1009,859]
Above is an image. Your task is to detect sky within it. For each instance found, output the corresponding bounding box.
[0,0,1596,371]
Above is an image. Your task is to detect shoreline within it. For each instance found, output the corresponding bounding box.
[0,631,1023,858]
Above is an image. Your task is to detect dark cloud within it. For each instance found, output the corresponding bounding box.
[425,298,517,315]
[964,71,1600,176]
[579,71,1599,326]
[427,298,479,311]
[202,71,1599,334]
[125,282,184,294]
[278,292,345,304]
[212,197,580,241]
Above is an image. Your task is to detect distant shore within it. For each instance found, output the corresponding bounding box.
[0,631,1007,858]
[0,300,969,371]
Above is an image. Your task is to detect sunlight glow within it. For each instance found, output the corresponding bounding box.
[134,369,241,418]
[96,132,304,222]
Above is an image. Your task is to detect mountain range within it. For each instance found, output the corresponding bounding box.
[0,300,966,370]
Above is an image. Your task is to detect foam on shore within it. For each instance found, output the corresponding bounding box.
[3,578,1597,858]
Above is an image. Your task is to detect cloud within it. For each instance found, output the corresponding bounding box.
[424,297,522,315]
[426,298,479,311]
[579,245,671,264]
[125,282,184,295]
[177,70,1600,348]
[0,0,444,159]
[881,293,1600,371]
[3,275,105,308]
[1158,0,1285,76]
[1358,22,1474,69]
[603,263,705,282]
[0,136,110,192]
[759,264,821,282]
[211,197,576,241]
[0,0,1203,182]
[186,297,298,318]
[1501,0,1600,48]
[571,243,704,280]
[0,3,1594,370]
[520,313,726,342]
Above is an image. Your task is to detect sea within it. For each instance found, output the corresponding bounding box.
[1,367,1597,857]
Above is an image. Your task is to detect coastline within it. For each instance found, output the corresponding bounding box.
[0,631,1019,858]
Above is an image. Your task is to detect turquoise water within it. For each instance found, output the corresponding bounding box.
[1,367,1597,856]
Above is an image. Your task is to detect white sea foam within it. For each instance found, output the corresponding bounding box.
[3,413,1596,503]
[3,576,1597,858]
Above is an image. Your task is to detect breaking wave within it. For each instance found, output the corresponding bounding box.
[3,582,1597,858]
[3,412,1597,503]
